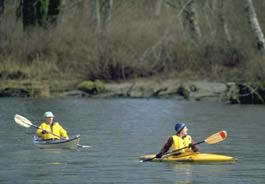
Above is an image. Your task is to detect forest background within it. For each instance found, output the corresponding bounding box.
[1,0,265,93]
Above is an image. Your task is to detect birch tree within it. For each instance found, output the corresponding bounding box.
[244,0,265,50]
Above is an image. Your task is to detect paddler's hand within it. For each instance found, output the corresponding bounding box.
[41,130,47,134]
[155,152,163,158]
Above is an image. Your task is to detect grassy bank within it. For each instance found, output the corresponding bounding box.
[1,1,265,88]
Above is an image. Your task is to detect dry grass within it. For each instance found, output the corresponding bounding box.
[0,0,265,85]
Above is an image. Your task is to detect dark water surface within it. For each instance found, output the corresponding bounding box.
[0,98,264,184]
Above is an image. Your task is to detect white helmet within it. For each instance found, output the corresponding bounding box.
[44,111,54,118]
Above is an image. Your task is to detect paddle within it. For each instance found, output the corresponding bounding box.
[14,114,62,138]
[142,130,227,162]
[14,114,90,148]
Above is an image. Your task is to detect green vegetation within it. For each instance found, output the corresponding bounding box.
[1,0,265,88]
[78,80,105,94]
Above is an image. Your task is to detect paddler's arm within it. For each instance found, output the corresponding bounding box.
[36,123,45,137]
[191,139,199,152]
[156,137,173,158]
[57,123,69,139]
[61,128,69,139]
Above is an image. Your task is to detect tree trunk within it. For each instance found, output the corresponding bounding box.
[23,0,36,29]
[211,0,231,43]
[101,0,112,31]
[86,0,98,29]
[36,0,49,26]
[22,0,61,30]
[96,0,101,31]
[155,0,163,17]
[0,0,4,15]
[244,0,265,50]
[182,0,201,41]
[48,0,61,25]
[88,0,97,19]
[217,0,231,43]
[95,0,113,32]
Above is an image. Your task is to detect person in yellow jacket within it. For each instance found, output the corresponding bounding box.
[36,111,69,140]
[155,122,199,158]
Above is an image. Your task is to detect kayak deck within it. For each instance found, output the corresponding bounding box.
[33,134,80,149]
[140,152,236,163]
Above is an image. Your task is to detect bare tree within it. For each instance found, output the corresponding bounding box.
[216,0,231,43]
[48,0,62,25]
[155,0,163,17]
[23,0,36,29]
[244,0,265,50]
[0,0,4,15]
[88,0,97,19]
[96,0,113,32]
[22,0,62,30]
[181,0,201,41]
[207,0,231,43]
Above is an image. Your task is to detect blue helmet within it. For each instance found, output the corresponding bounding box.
[175,123,186,134]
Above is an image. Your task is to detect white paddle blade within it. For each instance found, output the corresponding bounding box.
[205,130,227,144]
[14,114,33,128]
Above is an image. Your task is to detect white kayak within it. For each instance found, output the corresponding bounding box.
[33,134,80,149]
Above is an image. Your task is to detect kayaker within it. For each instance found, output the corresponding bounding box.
[155,122,199,158]
[36,111,69,140]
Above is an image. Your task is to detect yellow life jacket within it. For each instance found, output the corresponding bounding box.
[36,122,69,140]
[171,135,192,153]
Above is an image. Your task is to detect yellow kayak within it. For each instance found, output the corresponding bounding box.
[140,152,235,163]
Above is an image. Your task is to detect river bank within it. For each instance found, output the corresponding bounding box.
[1,75,265,104]
[0,77,235,103]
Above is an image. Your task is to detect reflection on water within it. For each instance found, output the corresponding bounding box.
[0,98,265,183]
[47,162,62,165]
[170,164,192,184]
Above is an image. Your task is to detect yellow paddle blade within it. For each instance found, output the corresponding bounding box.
[205,130,227,144]
[14,114,33,128]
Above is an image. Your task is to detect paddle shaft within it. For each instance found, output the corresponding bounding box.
[162,140,205,157]
[142,130,227,162]
[30,123,62,139]
[144,140,204,161]
[173,140,204,152]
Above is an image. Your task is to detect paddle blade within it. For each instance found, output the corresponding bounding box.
[205,130,227,144]
[14,114,33,128]
[139,154,157,162]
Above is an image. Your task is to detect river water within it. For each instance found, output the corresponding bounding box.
[0,97,264,184]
